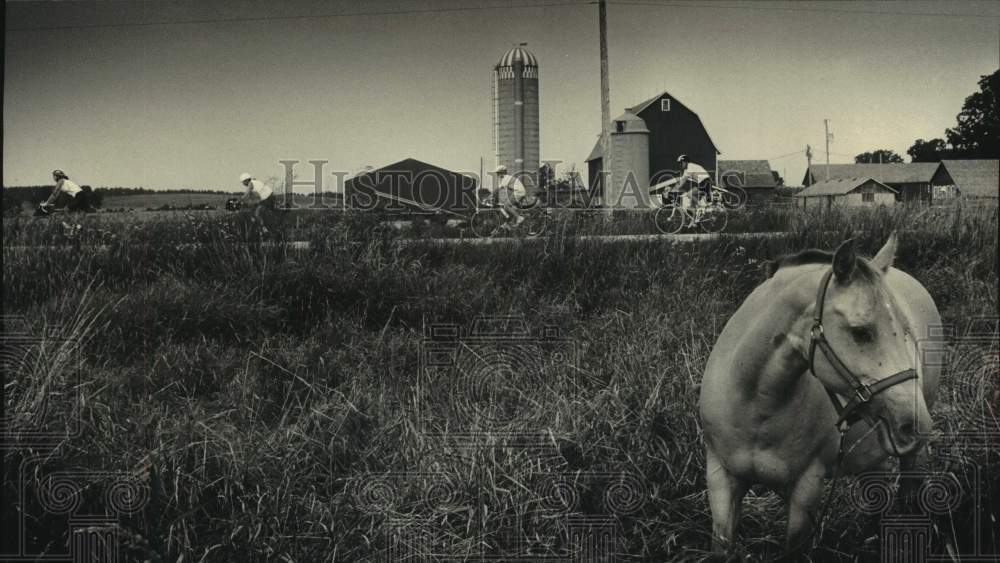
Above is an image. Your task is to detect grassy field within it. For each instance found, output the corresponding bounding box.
[2,204,997,562]
[101,192,238,210]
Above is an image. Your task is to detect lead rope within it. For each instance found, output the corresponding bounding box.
[813,425,848,551]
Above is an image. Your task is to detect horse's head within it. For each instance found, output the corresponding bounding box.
[808,233,931,457]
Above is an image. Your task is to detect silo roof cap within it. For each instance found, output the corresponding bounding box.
[612,111,649,133]
[497,44,538,68]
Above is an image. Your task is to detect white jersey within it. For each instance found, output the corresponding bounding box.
[498,175,526,198]
[682,163,711,185]
[245,179,273,201]
[58,179,82,197]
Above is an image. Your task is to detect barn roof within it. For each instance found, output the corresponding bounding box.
[803,163,939,186]
[586,90,721,162]
[629,90,720,154]
[939,159,999,198]
[718,160,776,188]
[345,158,478,212]
[794,177,896,197]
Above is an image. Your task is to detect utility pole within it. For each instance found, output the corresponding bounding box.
[805,144,813,185]
[598,0,611,209]
[824,119,831,180]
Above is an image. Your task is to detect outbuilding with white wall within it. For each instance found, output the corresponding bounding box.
[793,177,897,209]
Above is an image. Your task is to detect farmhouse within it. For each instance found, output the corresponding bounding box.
[793,177,897,209]
[345,158,478,213]
[717,160,778,206]
[586,90,720,206]
[802,163,939,204]
[930,159,999,203]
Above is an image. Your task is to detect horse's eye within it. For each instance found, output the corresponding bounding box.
[850,327,875,343]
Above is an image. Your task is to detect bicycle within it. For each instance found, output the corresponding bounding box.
[469,204,551,238]
[654,191,729,234]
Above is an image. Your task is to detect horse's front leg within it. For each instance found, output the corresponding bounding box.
[706,447,749,554]
[784,461,826,556]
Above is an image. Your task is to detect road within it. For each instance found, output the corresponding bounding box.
[4,231,792,252]
[399,231,788,245]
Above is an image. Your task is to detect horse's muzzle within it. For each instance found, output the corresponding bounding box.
[881,418,925,457]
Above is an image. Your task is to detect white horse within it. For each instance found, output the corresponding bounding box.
[699,233,943,556]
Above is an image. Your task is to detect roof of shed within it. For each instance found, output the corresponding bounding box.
[794,176,897,197]
[718,160,776,188]
[939,159,999,198]
[804,163,939,185]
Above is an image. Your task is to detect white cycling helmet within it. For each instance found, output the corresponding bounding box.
[494,165,507,173]
[239,173,252,183]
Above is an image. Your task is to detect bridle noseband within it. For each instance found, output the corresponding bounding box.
[808,269,917,429]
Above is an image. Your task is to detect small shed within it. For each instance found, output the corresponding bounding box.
[793,177,897,209]
[717,160,777,206]
[802,163,938,203]
[931,159,999,203]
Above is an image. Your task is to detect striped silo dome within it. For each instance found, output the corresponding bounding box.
[497,44,538,68]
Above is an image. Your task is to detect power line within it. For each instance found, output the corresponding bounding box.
[7,1,596,33]
[609,0,1000,19]
[765,149,804,161]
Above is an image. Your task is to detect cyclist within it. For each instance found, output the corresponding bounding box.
[239,172,275,230]
[493,165,526,228]
[39,170,94,214]
[676,155,712,222]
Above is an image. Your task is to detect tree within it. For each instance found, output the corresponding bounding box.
[854,149,904,164]
[946,69,999,158]
[907,138,951,162]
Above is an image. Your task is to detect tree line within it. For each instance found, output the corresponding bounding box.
[855,68,998,164]
[1,186,232,213]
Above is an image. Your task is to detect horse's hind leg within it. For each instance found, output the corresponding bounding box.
[706,447,748,553]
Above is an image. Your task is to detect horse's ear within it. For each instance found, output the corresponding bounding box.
[832,238,857,282]
[871,231,898,272]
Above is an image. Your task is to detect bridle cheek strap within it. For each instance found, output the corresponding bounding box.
[808,269,919,428]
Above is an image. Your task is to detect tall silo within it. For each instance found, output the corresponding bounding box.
[609,111,650,208]
[493,44,540,187]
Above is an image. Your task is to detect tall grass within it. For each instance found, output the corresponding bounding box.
[2,203,997,561]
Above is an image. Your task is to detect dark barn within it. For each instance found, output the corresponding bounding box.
[586,90,720,191]
[345,158,478,214]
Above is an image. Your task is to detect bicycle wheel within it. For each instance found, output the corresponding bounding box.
[470,210,503,238]
[654,206,685,234]
[523,214,548,237]
[699,205,729,234]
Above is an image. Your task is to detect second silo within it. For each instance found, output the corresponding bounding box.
[493,44,540,186]
[609,111,650,208]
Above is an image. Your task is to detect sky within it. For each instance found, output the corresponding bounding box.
[4,0,999,191]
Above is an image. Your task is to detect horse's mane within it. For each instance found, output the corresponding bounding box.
[765,248,877,280]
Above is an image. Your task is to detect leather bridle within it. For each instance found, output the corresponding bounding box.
[808,268,918,429]
[808,266,920,548]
